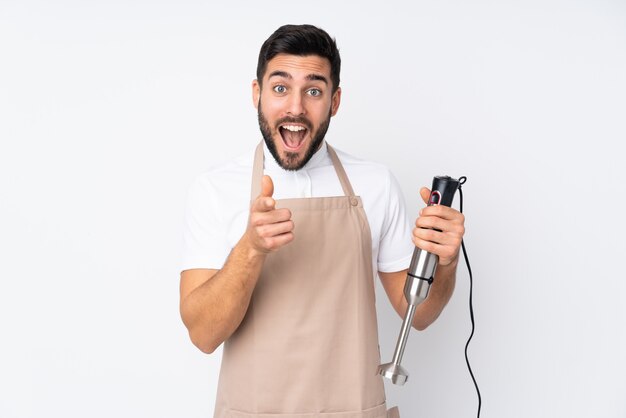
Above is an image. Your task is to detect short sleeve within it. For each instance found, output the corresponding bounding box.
[180,174,231,272]
[377,171,414,272]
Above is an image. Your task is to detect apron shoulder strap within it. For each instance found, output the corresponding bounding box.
[251,142,264,201]
[326,144,356,197]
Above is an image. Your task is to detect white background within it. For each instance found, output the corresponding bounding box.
[1,1,625,417]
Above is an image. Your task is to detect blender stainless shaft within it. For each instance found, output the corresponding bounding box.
[377,248,437,385]
[378,175,460,385]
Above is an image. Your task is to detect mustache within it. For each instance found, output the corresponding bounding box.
[275,117,312,131]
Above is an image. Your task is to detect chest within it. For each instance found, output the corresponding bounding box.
[221,167,387,270]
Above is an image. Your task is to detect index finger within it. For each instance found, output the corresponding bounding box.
[252,195,276,213]
[420,204,462,221]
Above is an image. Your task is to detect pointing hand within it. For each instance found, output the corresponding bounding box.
[246,175,294,256]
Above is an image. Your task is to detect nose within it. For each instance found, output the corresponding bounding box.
[286,92,305,116]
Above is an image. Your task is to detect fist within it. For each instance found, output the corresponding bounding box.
[246,175,294,255]
[412,187,465,266]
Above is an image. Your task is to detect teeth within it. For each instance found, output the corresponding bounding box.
[282,125,305,132]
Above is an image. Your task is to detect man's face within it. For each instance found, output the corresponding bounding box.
[253,54,341,170]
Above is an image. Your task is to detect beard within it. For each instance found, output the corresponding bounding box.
[257,102,331,171]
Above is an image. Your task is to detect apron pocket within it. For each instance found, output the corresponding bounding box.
[226,402,389,418]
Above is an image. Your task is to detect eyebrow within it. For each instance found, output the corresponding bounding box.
[268,71,328,85]
[306,74,328,84]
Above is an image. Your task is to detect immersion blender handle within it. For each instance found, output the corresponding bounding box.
[407,176,461,284]
[427,175,460,208]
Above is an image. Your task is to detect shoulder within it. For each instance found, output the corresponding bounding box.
[188,150,253,201]
[332,146,389,172]
[330,146,397,197]
[184,149,254,230]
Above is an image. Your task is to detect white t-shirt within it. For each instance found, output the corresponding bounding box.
[181,141,414,274]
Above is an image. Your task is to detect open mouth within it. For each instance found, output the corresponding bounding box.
[279,124,308,151]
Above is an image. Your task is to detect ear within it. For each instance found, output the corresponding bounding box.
[252,79,261,109]
[330,87,342,116]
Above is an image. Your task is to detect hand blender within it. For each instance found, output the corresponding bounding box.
[378,175,461,385]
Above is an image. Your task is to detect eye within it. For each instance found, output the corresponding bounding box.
[273,85,287,94]
[307,88,322,97]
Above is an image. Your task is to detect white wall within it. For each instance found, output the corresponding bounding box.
[1,1,624,417]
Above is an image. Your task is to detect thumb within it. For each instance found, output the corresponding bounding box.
[419,187,431,205]
[261,175,274,198]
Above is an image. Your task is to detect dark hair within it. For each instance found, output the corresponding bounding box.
[256,24,341,93]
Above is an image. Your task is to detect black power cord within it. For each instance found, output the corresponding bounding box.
[457,177,482,418]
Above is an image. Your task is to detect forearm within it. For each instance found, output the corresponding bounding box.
[412,257,457,330]
[180,236,266,354]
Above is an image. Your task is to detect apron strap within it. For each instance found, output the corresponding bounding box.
[250,141,356,201]
[251,141,264,201]
[326,144,356,197]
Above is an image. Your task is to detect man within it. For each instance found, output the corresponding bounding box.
[180,24,465,418]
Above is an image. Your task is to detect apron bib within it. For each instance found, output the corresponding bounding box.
[214,142,400,418]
